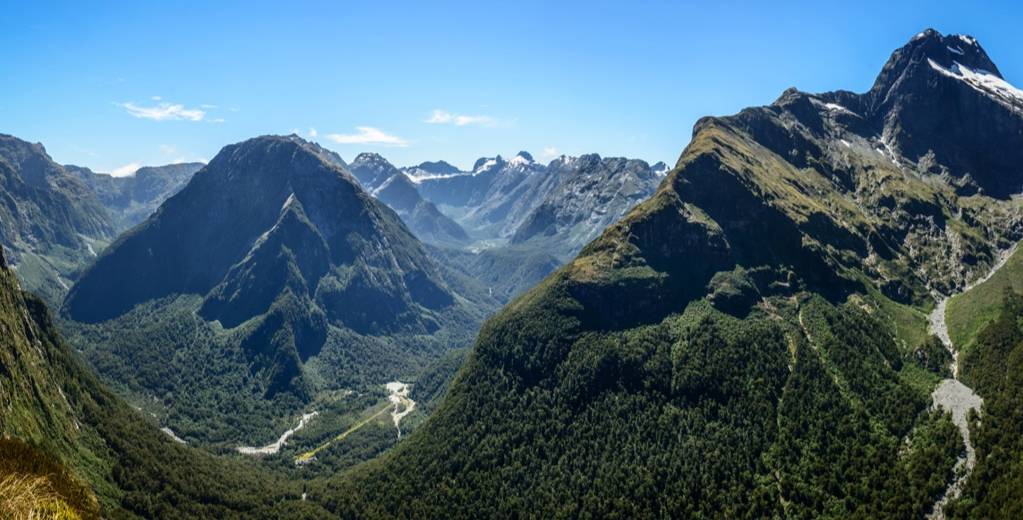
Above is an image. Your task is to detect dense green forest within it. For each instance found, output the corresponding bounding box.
[312,291,960,519]
[948,289,1023,519]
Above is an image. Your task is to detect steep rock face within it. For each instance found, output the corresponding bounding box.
[510,155,663,256]
[66,162,203,231]
[0,135,114,303]
[459,153,554,234]
[326,30,1022,518]
[62,136,474,415]
[865,30,1023,198]
[373,173,469,245]
[408,157,507,208]
[349,153,469,245]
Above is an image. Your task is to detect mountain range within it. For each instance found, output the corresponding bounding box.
[348,152,470,246]
[345,149,666,300]
[3,27,1023,520]
[405,151,668,260]
[316,29,1023,518]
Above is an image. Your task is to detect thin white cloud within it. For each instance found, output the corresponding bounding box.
[110,162,141,177]
[425,109,497,127]
[308,127,318,138]
[200,104,219,109]
[326,126,408,147]
[118,100,206,122]
[542,146,559,159]
[159,144,177,156]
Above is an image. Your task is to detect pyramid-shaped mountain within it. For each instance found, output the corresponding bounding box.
[62,135,489,443]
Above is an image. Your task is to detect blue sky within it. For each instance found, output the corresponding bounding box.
[3,1,1022,175]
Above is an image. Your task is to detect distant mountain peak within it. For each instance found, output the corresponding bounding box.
[412,160,461,175]
[472,155,505,173]
[353,151,386,163]
[509,151,534,166]
[348,152,401,189]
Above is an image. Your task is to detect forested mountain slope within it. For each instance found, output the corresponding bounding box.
[0,245,320,518]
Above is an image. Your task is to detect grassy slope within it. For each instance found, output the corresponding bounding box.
[949,291,1023,518]
[946,246,1023,351]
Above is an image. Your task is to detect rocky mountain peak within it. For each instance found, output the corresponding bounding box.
[910,29,998,74]
[510,151,535,165]
[861,29,1023,198]
[868,30,1002,112]
[412,160,461,175]
[348,151,402,189]
[352,152,386,164]
[472,155,506,173]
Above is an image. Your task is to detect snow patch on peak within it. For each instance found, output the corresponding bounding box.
[825,102,853,114]
[928,58,1023,112]
[810,97,855,116]
[957,34,978,46]
[474,158,498,174]
[403,168,463,184]
[508,154,534,167]
[947,45,965,56]
[554,154,578,167]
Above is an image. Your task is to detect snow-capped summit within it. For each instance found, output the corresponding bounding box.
[508,151,535,167]
[472,156,504,174]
